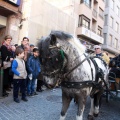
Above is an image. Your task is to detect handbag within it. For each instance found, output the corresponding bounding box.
[3,61,11,69]
[3,56,11,69]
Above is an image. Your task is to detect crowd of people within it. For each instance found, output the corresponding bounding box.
[0,35,44,103]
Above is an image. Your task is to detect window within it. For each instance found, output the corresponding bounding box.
[114,38,118,48]
[78,15,90,29]
[108,34,112,46]
[110,0,114,10]
[110,17,113,28]
[80,0,91,8]
[116,6,119,16]
[115,22,119,32]
[99,7,104,19]
[97,26,102,36]
[104,15,108,25]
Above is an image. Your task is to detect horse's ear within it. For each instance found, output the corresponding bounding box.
[50,34,56,45]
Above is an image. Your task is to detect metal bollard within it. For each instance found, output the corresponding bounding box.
[0,67,3,98]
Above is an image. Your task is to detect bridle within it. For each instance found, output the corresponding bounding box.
[41,44,67,77]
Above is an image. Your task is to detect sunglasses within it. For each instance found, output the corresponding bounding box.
[95,48,100,50]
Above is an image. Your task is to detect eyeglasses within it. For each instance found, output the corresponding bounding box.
[95,48,100,50]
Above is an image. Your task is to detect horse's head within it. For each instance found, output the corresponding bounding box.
[38,31,72,87]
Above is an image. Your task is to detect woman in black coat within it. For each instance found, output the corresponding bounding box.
[1,35,14,97]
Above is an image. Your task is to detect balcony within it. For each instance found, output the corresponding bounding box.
[76,26,104,44]
[92,9,97,18]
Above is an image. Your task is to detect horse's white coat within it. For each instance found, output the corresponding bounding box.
[76,115,83,120]
[89,98,94,116]
[94,106,99,114]
[60,114,66,120]
[76,105,85,120]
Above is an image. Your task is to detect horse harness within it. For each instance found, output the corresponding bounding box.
[61,55,107,98]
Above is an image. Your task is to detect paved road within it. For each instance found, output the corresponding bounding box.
[0,88,120,120]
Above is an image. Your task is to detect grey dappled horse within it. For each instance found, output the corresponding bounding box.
[38,31,109,120]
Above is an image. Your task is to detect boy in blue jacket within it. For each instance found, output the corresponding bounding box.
[27,48,41,96]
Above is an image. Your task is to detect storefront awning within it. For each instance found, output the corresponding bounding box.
[0,1,19,17]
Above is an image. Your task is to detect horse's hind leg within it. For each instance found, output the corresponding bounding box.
[93,91,103,117]
[88,98,94,120]
[60,92,72,120]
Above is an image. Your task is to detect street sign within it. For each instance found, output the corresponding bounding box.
[4,0,21,6]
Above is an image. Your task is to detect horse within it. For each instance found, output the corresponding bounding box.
[38,31,109,120]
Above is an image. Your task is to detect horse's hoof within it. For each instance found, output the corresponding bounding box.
[87,115,94,120]
[94,113,98,117]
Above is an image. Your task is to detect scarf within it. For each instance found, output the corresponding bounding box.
[3,42,12,51]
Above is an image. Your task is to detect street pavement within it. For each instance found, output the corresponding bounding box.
[0,88,120,120]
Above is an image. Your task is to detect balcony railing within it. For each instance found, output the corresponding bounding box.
[92,9,97,18]
[80,39,95,52]
[92,29,96,33]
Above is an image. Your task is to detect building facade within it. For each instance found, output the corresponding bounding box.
[103,0,120,56]
[76,0,105,52]
[18,0,76,45]
[46,0,105,53]
[0,0,22,45]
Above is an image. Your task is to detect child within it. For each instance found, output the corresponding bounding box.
[27,48,41,96]
[12,47,28,103]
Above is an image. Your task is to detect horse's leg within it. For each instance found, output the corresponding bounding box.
[76,95,87,120]
[88,98,94,120]
[93,91,103,117]
[60,91,72,120]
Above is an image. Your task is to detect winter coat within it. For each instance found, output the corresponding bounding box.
[27,55,41,79]
[95,52,110,65]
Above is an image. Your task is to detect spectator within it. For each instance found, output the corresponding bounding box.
[30,44,35,53]
[12,47,28,103]
[20,37,29,49]
[1,35,14,97]
[94,45,110,65]
[27,48,41,96]
[14,44,18,48]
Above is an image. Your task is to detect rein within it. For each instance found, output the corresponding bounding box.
[64,55,90,78]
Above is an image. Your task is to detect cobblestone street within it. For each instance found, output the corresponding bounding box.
[0,88,120,120]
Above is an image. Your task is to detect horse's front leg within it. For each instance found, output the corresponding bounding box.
[60,91,72,120]
[76,95,87,120]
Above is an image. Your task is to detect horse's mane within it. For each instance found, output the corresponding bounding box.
[50,30,86,53]
[50,30,73,40]
[38,30,86,58]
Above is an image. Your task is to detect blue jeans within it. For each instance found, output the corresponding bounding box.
[27,78,36,94]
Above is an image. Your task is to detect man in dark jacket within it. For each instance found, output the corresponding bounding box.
[26,48,41,96]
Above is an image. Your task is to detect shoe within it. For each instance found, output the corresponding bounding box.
[6,88,11,91]
[34,92,38,95]
[2,92,9,97]
[37,89,43,92]
[21,97,28,102]
[14,98,20,103]
[30,93,34,97]
[27,94,31,97]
